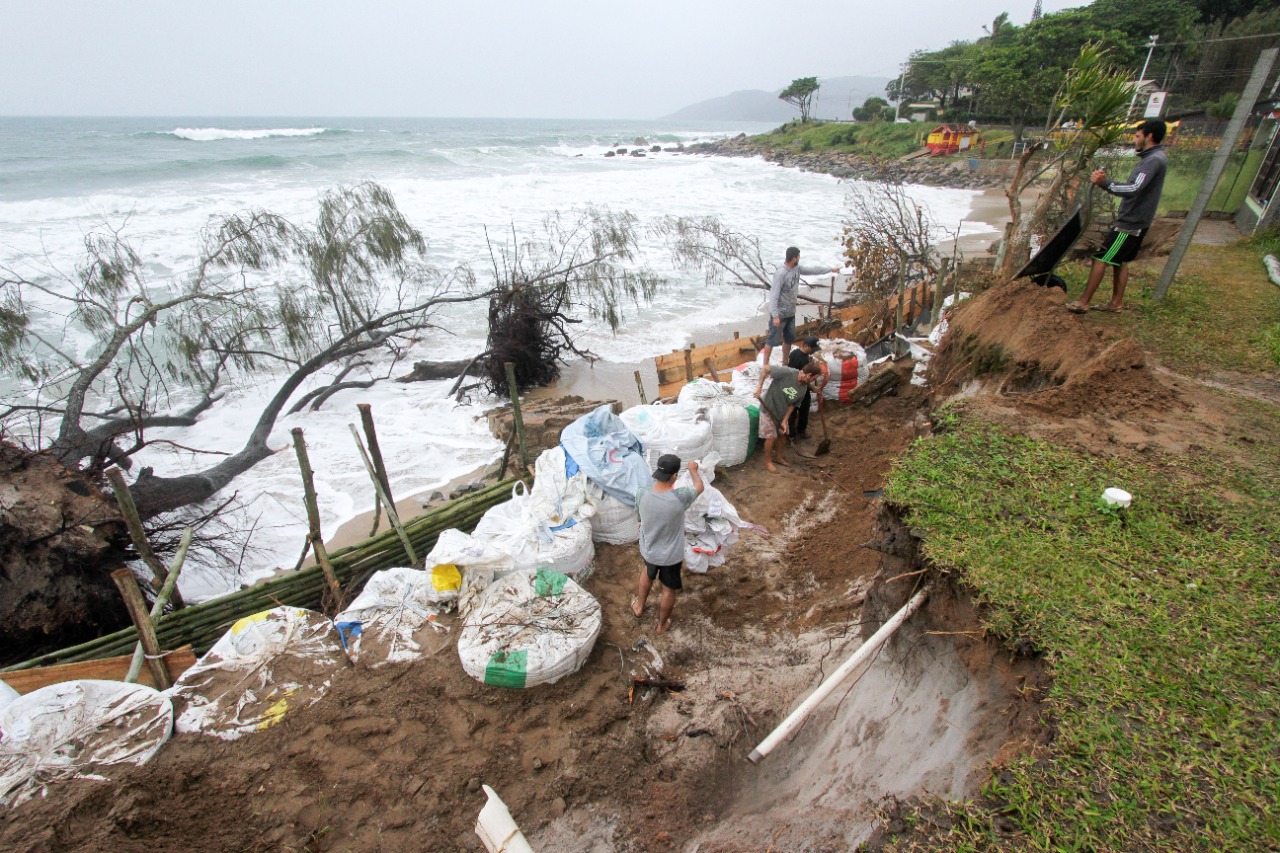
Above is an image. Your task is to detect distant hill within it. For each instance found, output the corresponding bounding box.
[661,76,892,122]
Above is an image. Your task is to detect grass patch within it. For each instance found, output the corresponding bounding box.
[758,121,924,158]
[1160,149,1262,216]
[885,410,1280,851]
[1058,242,1280,375]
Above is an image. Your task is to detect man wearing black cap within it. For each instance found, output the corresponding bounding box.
[787,336,827,439]
[632,454,704,633]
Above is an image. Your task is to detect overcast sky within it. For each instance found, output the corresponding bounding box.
[1,0,1090,118]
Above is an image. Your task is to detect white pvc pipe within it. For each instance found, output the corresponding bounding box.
[475,784,535,853]
[748,588,929,764]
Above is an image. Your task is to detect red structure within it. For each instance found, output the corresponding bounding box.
[926,124,979,156]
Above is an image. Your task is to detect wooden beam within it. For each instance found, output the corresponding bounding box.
[111,569,171,690]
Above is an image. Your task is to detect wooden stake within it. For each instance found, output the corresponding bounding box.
[357,404,394,536]
[290,428,343,608]
[703,358,721,383]
[633,369,648,405]
[683,348,694,383]
[934,258,949,327]
[106,468,185,609]
[349,424,418,566]
[895,254,906,332]
[503,362,529,471]
[111,569,171,690]
[125,527,191,683]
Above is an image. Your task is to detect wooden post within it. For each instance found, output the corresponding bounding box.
[703,358,721,383]
[895,254,907,332]
[357,403,394,536]
[125,527,191,684]
[111,569,171,690]
[683,348,694,383]
[934,258,949,326]
[349,424,418,566]
[828,273,837,317]
[633,369,648,405]
[503,362,529,472]
[290,427,344,608]
[105,468,184,609]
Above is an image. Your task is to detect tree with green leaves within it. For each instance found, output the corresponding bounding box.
[998,43,1135,278]
[853,97,891,122]
[779,77,821,123]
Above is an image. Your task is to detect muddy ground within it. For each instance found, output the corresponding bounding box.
[3,271,1258,852]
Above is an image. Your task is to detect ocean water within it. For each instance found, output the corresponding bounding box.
[0,117,998,599]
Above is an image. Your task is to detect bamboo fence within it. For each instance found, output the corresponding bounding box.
[2,477,523,672]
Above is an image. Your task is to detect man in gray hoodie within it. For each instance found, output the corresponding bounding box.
[762,246,841,365]
[1066,119,1168,314]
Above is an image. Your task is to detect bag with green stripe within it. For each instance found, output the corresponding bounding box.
[456,569,602,689]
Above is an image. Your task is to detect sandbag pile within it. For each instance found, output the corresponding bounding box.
[167,606,347,740]
[457,569,602,689]
[334,566,459,667]
[471,481,595,580]
[676,379,759,466]
[0,680,173,806]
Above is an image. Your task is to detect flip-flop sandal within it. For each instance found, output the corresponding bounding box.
[1064,303,1089,314]
[1093,305,1123,313]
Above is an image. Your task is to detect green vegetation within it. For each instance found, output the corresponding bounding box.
[779,76,820,123]
[1159,147,1264,214]
[892,0,1276,129]
[884,239,1280,849]
[1057,238,1280,374]
[758,121,922,158]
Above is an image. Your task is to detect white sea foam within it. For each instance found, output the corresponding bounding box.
[166,127,330,141]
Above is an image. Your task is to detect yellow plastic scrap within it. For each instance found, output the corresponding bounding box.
[257,688,297,731]
[230,610,273,635]
[431,563,462,592]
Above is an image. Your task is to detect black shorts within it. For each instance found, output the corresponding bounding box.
[645,560,683,590]
[1093,229,1145,266]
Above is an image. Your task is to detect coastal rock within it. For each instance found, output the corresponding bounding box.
[650,145,660,152]
[633,137,647,146]
[604,151,615,157]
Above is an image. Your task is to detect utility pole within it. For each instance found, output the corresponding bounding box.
[1154,47,1278,300]
[1128,35,1160,121]
[894,65,906,122]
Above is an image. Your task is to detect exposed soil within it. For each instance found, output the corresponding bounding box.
[2,365,1014,853]
[0,443,131,663]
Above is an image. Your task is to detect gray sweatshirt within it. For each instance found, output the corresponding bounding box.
[768,262,831,319]
[1102,145,1167,231]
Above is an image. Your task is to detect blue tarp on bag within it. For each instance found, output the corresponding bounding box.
[559,404,651,507]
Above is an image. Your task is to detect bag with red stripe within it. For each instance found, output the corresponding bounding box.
[819,339,870,403]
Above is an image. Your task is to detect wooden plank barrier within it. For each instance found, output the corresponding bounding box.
[654,280,931,399]
[2,646,198,695]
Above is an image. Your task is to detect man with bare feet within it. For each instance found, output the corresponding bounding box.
[755,359,824,473]
[1065,119,1167,315]
[761,247,842,367]
[633,454,704,633]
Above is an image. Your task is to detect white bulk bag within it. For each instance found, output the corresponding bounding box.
[0,680,173,806]
[528,446,594,525]
[473,485,595,580]
[334,567,456,667]
[0,679,17,711]
[584,480,641,545]
[168,606,346,740]
[619,404,715,472]
[457,569,601,689]
[820,339,871,401]
[677,377,728,407]
[707,400,752,467]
